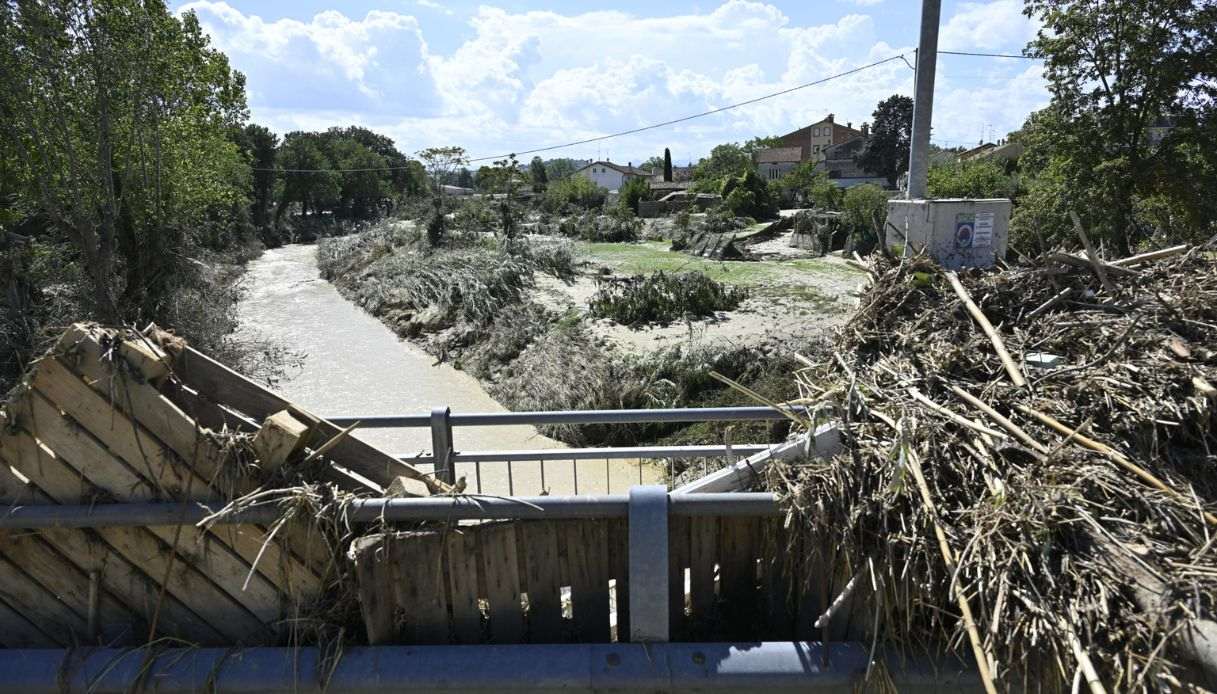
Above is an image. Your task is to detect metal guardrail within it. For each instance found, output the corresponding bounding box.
[325,405,802,494]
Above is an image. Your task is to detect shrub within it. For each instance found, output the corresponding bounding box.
[841,184,889,253]
[927,159,1021,199]
[543,176,606,213]
[557,211,641,242]
[618,176,651,215]
[587,271,747,326]
[721,169,777,219]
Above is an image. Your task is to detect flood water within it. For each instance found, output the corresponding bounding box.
[235,244,659,494]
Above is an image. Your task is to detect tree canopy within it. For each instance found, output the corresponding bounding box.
[855,95,913,187]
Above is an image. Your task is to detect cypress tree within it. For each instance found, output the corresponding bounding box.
[663,148,673,182]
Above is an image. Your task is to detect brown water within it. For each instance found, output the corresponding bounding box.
[235,244,659,494]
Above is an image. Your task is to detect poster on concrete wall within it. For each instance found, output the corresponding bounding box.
[954,213,975,248]
[973,212,994,248]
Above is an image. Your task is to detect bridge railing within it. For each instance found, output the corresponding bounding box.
[325,406,804,495]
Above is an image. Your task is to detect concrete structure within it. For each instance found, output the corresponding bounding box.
[754,146,803,181]
[574,161,649,192]
[886,198,1011,270]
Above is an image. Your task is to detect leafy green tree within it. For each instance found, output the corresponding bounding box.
[544,158,582,182]
[237,124,278,228]
[277,133,339,220]
[490,155,522,238]
[529,156,548,193]
[776,162,844,209]
[722,169,777,219]
[543,176,606,213]
[927,160,1020,199]
[417,146,468,246]
[0,1,249,320]
[692,143,750,189]
[1024,0,1217,251]
[742,135,782,156]
[841,184,889,252]
[640,155,666,173]
[855,95,913,187]
[618,176,650,215]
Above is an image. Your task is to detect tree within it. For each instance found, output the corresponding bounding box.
[529,156,548,193]
[927,160,1020,200]
[544,158,581,182]
[855,95,913,187]
[1023,0,1217,252]
[691,143,750,189]
[543,176,606,213]
[841,184,889,252]
[237,125,278,227]
[722,169,777,219]
[618,177,650,215]
[640,155,666,173]
[663,148,673,182]
[417,146,468,245]
[742,135,782,156]
[776,162,844,210]
[0,1,250,320]
[490,155,522,238]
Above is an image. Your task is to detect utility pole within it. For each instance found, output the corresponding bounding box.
[906,0,941,199]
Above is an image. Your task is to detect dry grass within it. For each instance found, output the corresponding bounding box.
[767,245,1217,691]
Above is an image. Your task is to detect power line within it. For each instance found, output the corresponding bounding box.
[256,53,909,173]
[938,49,1039,59]
[258,48,1039,174]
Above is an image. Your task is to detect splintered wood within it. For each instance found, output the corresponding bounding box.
[0,323,435,647]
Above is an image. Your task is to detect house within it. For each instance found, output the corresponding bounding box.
[648,165,694,183]
[754,146,803,181]
[774,114,866,163]
[958,142,997,161]
[815,138,888,188]
[574,161,649,192]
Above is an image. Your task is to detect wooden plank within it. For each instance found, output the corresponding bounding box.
[717,516,760,641]
[478,522,524,643]
[0,553,89,643]
[17,382,320,601]
[688,515,719,632]
[391,532,449,644]
[159,379,259,433]
[158,337,435,491]
[350,534,397,644]
[11,394,296,612]
[605,518,629,642]
[762,518,795,639]
[53,341,333,578]
[446,529,481,644]
[57,324,171,383]
[668,514,690,641]
[0,596,59,647]
[561,520,610,642]
[520,521,562,642]
[0,461,224,644]
[0,427,274,643]
[0,529,138,644]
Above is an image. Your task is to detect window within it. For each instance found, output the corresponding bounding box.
[813,127,820,136]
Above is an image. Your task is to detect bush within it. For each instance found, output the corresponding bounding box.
[587,271,748,326]
[841,184,889,253]
[722,169,777,219]
[927,159,1021,199]
[557,211,641,242]
[543,176,606,213]
[618,176,651,215]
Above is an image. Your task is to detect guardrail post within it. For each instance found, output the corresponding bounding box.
[628,485,669,642]
[430,406,454,485]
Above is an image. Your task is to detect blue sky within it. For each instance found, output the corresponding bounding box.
[176,0,1049,165]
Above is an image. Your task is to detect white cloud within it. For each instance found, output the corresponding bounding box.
[181,1,1046,161]
[940,0,1037,52]
[414,0,453,15]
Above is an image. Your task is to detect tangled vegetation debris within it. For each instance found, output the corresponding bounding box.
[768,243,1217,691]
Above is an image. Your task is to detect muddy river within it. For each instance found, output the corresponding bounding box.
[235,244,659,494]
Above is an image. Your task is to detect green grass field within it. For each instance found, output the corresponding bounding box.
[576,241,862,287]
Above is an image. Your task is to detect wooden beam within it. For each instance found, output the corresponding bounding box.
[252,410,311,471]
[153,331,442,493]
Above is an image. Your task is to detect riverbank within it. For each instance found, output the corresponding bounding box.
[317,218,865,449]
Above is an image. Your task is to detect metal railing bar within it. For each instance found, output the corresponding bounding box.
[327,405,806,429]
[0,493,780,528]
[397,444,775,464]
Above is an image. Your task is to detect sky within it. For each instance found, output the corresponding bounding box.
[175,0,1050,166]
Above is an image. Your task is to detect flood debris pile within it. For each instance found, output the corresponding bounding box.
[768,242,1217,690]
[0,324,443,648]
